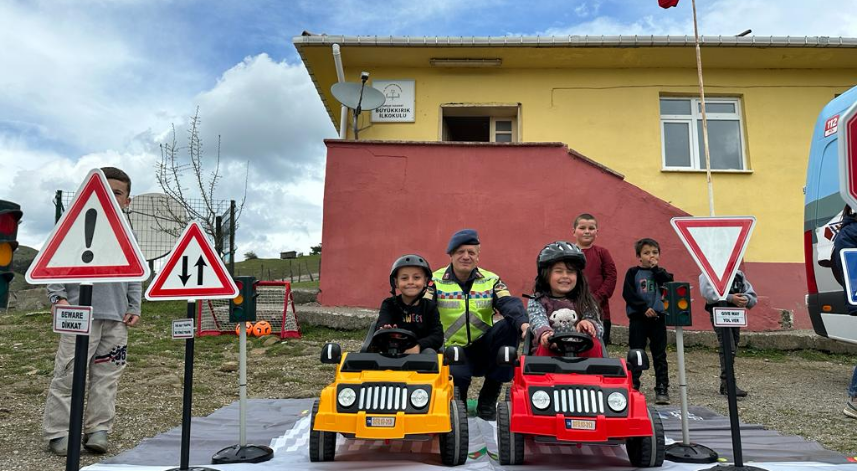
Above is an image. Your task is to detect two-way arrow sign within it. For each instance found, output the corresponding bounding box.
[178,256,208,286]
[145,222,237,301]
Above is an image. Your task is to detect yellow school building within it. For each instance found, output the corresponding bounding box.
[295,34,857,327]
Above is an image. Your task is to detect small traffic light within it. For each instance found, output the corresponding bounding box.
[0,200,23,310]
[229,276,257,322]
[663,281,692,326]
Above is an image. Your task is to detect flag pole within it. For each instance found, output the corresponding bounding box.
[692,0,716,217]
[663,0,720,465]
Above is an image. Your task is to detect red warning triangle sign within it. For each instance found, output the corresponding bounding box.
[145,222,238,300]
[670,216,756,300]
[26,169,150,284]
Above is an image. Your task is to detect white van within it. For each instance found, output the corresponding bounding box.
[804,85,857,345]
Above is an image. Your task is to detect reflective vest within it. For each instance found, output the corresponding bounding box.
[433,267,498,347]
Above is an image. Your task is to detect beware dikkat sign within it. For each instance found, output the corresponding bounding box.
[371,80,415,123]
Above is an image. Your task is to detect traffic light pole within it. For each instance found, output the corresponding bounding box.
[64,283,91,471]
[213,278,272,464]
[664,282,717,463]
[167,300,219,471]
[664,324,718,463]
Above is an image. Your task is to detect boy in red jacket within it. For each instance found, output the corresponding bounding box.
[573,213,617,344]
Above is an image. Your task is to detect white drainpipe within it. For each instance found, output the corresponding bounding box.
[332,44,348,139]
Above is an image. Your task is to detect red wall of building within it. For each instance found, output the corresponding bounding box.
[319,141,809,331]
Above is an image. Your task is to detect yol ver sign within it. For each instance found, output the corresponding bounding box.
[26,169,150,284]
[145,222,238,301]
[671,216,756,300]
[838,99,857,210]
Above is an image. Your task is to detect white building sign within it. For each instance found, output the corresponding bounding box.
[371,80,415,122]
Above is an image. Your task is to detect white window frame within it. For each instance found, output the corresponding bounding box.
[660,97,748,171]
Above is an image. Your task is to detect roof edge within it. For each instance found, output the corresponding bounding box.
[294,35,857,48]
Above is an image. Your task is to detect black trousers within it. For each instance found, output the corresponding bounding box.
[449,318,518,395]
[628,315,669,390]
[709,313,740,382]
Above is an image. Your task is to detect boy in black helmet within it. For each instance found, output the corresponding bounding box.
[376,254,444,354]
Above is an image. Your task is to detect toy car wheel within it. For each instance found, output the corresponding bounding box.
[439,399,468,466]
[309,399,336,462]
[454,386,461,401]
[497,401,524,465]
[625,405,665,467]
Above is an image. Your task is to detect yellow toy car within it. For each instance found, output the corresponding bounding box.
[310,327,469,466]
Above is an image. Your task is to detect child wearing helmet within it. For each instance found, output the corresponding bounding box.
[376,254,444,354]
[527,241,604,358]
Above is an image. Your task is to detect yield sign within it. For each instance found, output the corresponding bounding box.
[26,169,150,284]
[670,216,756,300]
[145,222,238,301]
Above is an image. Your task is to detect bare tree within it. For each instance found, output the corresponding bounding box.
[155,107,248,240]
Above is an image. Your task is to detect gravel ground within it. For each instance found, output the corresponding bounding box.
[1,317,855,471]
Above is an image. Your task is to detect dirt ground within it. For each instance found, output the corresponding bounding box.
[1,307,856,470]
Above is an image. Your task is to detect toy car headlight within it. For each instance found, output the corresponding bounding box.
[338,387,357,407]
[607,392,627,412]
[410,388,429,408]
[531,390,551,410]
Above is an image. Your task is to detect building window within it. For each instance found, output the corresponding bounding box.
[660,97,747,171]
[441,105,519,142]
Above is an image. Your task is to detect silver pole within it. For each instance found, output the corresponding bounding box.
[675,326,690,444]
[239,321,247,446]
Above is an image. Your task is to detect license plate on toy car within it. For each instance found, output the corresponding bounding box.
[366,417,395,427]
[565,419,595,430]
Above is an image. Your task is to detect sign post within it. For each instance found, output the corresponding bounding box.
[26,169,150,471]
[146,222,271,468]
[672,216,765,471]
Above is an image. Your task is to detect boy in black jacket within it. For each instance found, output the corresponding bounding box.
[376,254,444,353]
[623,238,674,405]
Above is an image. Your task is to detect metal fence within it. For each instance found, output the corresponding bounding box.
[54,190,234,265]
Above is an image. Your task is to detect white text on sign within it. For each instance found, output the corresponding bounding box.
[52,305,93,335]
[172,319,195,339]
[712,307,747,328]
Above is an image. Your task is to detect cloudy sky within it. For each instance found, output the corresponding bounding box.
[3,0,856,259]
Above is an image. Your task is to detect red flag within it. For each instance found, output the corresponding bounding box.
[659,0,679,7]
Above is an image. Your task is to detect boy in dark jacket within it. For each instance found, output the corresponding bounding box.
[622,238,674,405]
[376,254,443,353]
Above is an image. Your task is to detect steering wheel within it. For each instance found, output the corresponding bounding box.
[370,328,419,357]
[548,331,594,356]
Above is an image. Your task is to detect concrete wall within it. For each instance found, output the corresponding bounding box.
[319,140,809,330]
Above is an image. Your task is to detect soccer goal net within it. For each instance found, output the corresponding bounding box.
[197,280,300,338]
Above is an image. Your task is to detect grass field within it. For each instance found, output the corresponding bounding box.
[233,254,320,283]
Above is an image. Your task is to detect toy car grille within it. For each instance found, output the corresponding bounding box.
[358,384,410,413]
[551,387,605,416]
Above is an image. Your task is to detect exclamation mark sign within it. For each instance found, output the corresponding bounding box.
[82,208,97,263]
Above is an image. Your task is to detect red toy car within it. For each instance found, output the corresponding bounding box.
[495,330,665,467]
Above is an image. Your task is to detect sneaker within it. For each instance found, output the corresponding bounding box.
[654,388,670,405]
[844,398,857,419]
[720,383,749,397]
[49,436,68,456]
[84,431,109,454]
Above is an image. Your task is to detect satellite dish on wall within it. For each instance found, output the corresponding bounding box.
[331,82,386,111]
[128,193,188,261]
[331,72,386,139]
